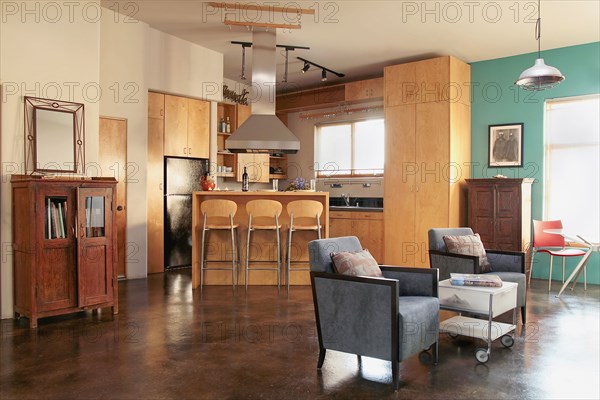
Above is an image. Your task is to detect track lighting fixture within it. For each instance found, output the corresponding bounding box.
[231,41,310,82]
[297,57,345,82]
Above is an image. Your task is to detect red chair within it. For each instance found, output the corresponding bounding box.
[529,220,587,291]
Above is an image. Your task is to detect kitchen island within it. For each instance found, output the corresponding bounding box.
[191,191,329,288]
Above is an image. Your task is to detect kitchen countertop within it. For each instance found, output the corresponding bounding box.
[329,206,383,212]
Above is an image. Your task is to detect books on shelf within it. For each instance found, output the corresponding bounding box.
[46,198,68,239]
[450,273,503,288]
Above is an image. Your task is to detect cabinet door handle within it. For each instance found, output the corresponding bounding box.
[188,147,192,154]
[160,110,163,117]
[159,183,163,191]
[183,147,187,155]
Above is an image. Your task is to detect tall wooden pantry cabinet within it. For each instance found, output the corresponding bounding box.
[11,175,118,328]
[384,56,472,267]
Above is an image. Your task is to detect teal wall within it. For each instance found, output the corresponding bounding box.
[470,42,600,285]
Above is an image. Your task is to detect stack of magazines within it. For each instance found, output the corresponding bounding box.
[450,273,503,287]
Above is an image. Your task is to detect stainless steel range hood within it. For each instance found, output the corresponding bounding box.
[225,30,300,154]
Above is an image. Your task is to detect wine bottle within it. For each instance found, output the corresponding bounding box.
[225,117,231,133]
[242,167,249,192]
[219,118,225,132]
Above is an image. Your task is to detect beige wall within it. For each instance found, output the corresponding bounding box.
[285,101,384,198]
[100,9,149,279]
[1,0,102,318]
[0,3,226,318]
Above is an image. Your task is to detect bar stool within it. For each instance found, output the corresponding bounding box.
[245,200,283,290]
[285,200,323,290]
[199,199,240,289]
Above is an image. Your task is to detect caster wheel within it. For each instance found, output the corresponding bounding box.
[501,334,514,348]
[475,348,489,363]
[447,331,459,339]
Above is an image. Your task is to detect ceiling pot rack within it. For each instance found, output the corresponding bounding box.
[210,1,315,30]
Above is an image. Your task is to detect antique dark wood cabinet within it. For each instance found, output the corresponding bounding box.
[11,175,118,328]
[466,178,534,252]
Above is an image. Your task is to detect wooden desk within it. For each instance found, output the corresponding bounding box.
[191,191,329,289]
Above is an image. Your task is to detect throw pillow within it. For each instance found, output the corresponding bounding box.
[443,233,492,273]
[330,249,383,277]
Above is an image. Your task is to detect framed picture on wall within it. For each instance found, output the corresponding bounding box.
[488,123,524,167]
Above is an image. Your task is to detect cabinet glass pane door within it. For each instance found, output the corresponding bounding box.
[85,196,105,237]
[45,196,68,240]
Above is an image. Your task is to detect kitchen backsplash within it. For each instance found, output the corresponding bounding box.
[315,177,384,198]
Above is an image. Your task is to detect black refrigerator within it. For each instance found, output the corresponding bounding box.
[164,156,209,269]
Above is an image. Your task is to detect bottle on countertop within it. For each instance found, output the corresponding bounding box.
[225,117,231,133]
[242,167,249,192]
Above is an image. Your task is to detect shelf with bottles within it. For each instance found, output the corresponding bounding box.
[216,102,235,134]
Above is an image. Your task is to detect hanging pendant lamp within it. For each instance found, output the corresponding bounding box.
[515,0,564,91]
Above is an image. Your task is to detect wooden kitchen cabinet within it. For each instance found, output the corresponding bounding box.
[384,56,471,267]
[237,153,270,183]
[11,175,118,328]
[147,115,164,274]
[466,178,533,251]
[345,77,384,102]
[385,57,469,107]
[329,211,384,262]
[164,94,209,158]
[148,91,165,119]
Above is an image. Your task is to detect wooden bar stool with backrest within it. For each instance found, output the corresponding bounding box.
[530,220,587,291]
[285,200,323,291]
[245,199,283,290]
[200,199,240,289]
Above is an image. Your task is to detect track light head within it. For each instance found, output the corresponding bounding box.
[321,69,327,82]
[301,61,310,73]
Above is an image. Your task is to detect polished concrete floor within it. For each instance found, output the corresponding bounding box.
[1,270,599,399]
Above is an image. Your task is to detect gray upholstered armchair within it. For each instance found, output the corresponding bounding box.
[308,236,439,390]
[428,228,527,323]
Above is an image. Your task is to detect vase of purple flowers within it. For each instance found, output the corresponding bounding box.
[285,177,306,191]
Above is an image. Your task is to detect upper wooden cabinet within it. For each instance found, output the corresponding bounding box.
[385,56,471,107]
[384,56,471,268]
[148,92,165,119]
[345,78,383,102]
[237,153,270,183]
[164,94,209,158]
[466,178,533,252]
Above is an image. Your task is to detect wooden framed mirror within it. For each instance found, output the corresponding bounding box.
[24,96,85,174]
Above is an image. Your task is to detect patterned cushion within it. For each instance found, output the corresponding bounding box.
[443,233,492,273]
[330,249,383,277]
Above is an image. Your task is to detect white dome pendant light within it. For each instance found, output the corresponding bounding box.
[515,0,565,91]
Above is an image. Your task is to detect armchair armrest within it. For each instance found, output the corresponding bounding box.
[486,250,525,274]
[310,272,398,362]
[428,250,478,280]
[380,266,438,297]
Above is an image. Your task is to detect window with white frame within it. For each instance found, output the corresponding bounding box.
[315,118,384,177]
[545,94,600,242]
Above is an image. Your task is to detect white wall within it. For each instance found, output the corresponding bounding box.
[147,28,223,101]
[0,0,102,318]
[100,9,149,279]
[0,4,226,317]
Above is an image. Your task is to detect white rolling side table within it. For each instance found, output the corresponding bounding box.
[438,279,518,363]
